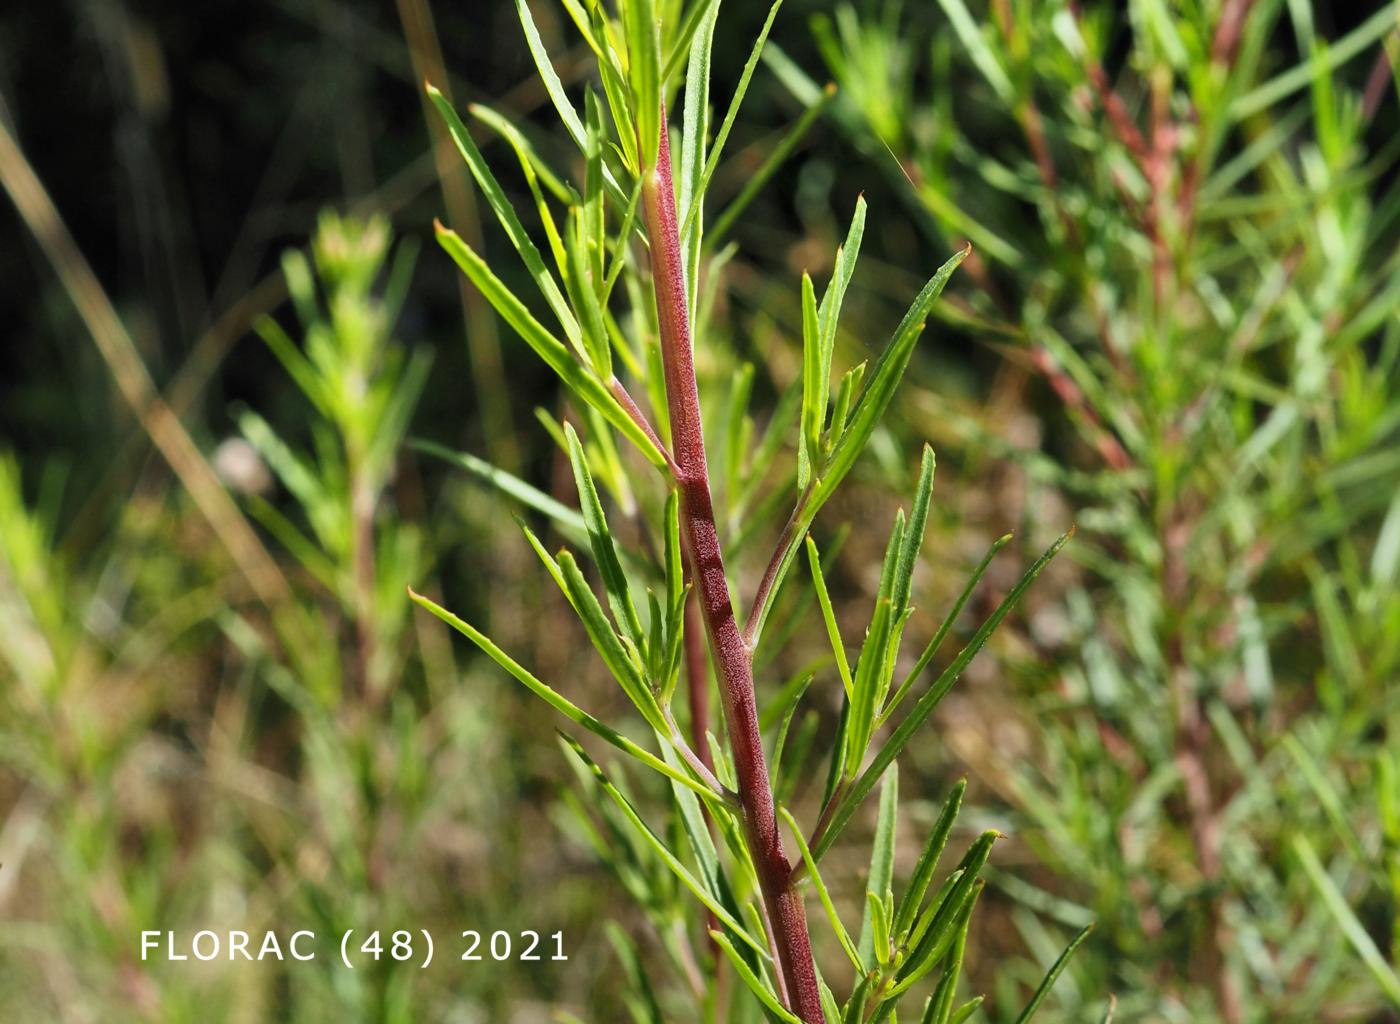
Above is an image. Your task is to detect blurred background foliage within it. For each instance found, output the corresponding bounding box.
[1,0,1398,1021]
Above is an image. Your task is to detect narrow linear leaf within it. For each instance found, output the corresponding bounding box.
[426,85,581,352]
[407,589,721,806]
[858,765,898,968]
[710,83,838,245]
[807,536,854,699]
[554,737,769,960]
[1013,922,1095,1023]
[622,0,662,170]
[880,533,1012,727]
[434,224,666,467]
[564,423,643,645]
[679,0,786,241]
[895,779,967,938]
[893,445,935,617]
[814,528,1072,861]
[799,271,822,489]
[1294,835,1400,1005]
[709,930,804,1023]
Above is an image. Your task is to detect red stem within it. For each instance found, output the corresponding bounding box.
[642,117,825,1022]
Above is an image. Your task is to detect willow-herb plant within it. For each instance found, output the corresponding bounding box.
[409,3,1082,1021]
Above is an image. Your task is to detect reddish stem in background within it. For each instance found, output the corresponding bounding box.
[642,117,825,1022]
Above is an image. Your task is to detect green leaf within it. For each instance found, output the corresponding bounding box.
[408,588,722,806]
[564,423,643,645]
[1013,922,1095,1022]
[679,0,786,241]
[744,247,967,650]
[434,224,666,467]
[622,0,662,170]
[468,103,575,277]
[813,528,1071,862]
[858,765,898,969]
[426,84,581,354]
[554,735,768,960]
[564,210,613,379]
[781,805,862,970]
[935,0,1013,101]
[816,196,868,435]
[896,834,997,992]
[769,676,813,790]
[844,597,892,780]
[880,533,1012,727]
[710,82,838,245]
[1294,835,1400,1005]
[663,0,723,82]
[1231,4,1399,121]
[411,439,588,542]
[254,316,328,416]
[806,536,854,699]
[816,245,968,509]
[709,930,804,1023]
[799,271,822,489]
[514,0,587,149]
[826,361,866,444]
[679,0,718,316]
[895,780,966,939]
[556,550,662,730]
[927,883,979,1023]
[892,445,935,618]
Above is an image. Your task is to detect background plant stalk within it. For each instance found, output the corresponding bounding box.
[642,120,824,1022]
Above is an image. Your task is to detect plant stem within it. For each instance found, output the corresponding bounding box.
[642,117,825,1022]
